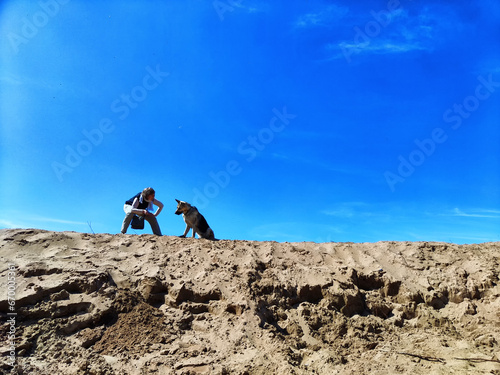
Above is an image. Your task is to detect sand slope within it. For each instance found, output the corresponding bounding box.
[0,229,499,374]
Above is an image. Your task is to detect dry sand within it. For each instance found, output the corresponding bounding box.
[0,229,499,374]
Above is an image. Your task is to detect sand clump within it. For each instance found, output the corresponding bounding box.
[0,229,499,374]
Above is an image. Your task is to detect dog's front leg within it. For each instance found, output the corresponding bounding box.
[191,227,197,238]
[179,225,191,238]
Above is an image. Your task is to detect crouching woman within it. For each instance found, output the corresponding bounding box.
[121,187,163,235]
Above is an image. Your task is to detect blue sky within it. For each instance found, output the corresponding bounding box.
[1,0,499,243]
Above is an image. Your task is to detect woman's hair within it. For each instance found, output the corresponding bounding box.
[142,187,155,199]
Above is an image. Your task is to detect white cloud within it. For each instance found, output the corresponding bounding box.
[335,39,427,59]
[0,214,87,230]
[327,4,462,61]
[452,208,500,218]
[295,5,349,28]
[0,219,24,228]
[32,216,87,225]
[321,202,377,219]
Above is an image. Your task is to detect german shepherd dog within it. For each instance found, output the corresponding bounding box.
[175,199,215,240]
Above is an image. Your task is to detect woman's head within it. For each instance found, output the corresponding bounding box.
[142,187,155,202]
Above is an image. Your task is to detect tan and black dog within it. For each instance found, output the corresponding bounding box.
[175,199,215,240]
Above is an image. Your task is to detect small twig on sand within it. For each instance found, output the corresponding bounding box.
[396,352,446,363]
[87,221,95,235]
[453,357,500,364]
[382,350,500,365]
[398,251,410,267]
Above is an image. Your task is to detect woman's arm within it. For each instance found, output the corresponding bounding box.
[130,197,147,215]
[153,199,164,217]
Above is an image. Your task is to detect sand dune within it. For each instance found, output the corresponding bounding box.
[0,229,499,374]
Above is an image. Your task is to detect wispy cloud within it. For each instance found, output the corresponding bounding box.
[0,74,23,86]
[323,205,500,221]
[322,202,367,217]
[250,222,341,242]
[0,214,87,230]
[267,151,380,180]
[294,5,348,28]
[0,219,23,229]
[476,58,500,75]
[215,0,267,19]
[29,216,88,225]
[402,230,495,243]
[451,208,500,218]
[321,202,387,220]
[323,5,461,61]
[230,2,263,14]
[334,39,427,59]
[442,233,498,242]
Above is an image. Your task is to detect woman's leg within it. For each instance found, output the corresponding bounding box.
[121,204,134,234]
[145,215,162,236]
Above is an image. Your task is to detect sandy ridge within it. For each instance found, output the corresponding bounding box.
[0,229,499,374]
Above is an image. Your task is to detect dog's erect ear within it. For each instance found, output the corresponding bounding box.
[175,199,180,203]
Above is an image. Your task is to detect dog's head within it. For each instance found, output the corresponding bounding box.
[175,199,192,215]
